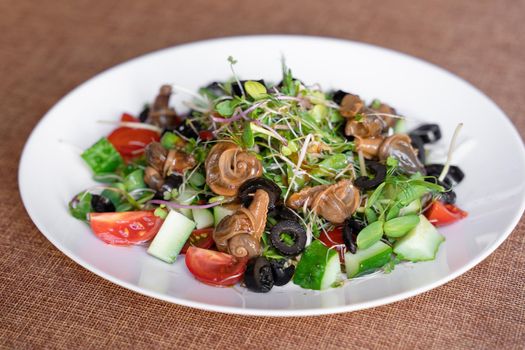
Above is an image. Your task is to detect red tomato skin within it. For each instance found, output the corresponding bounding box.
[108,127,159,158]
[89,211,163,245]
[181,228,215,254]
[319,226,345,262]
[425,201,468,227]
[121,113,139,123]
[185,247,247,287]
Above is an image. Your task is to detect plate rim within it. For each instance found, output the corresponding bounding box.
[18,34,525,317]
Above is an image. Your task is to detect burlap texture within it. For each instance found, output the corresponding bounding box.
[1,0,524,348]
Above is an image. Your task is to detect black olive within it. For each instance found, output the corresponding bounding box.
[271,204,299,222]
[269,259,295,286]
[244,257,274,293]
[440,189,457,204]
[138,106,150,123]
[174,120,201,139]
[160,174,183,194]
[426,177,457,204]
[231,80,266,97]
[410,124,442,144]
[425,164,465,187]
[238,178,282,211]
[91,194,115,213]
[270,220,307,256]
[354,161,387,191]
[410,134,426,164]
[332,90,349,105]
[342,219,365,254]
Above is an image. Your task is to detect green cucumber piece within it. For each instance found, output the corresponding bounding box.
[345,241,392,278]
[213,206,235,226]
[176,189,198,219]
[393,215,444,262]
[293,240,341,290]
[147,210,196,263]
[399,199,421,216]
[191,209,214,229]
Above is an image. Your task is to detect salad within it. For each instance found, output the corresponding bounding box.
[70,60,467,292]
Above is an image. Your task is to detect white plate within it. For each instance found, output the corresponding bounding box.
[19,35,525,316]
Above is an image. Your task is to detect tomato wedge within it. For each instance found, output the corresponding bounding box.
[181,228,215,254]
[185,247,247,287]
[108,113,160,158]
[120,112,139,123]
[425,201,468,227]
[89,211,163,245]
[319,226,346,262]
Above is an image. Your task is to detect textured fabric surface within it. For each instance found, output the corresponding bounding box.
[1,0,524,349]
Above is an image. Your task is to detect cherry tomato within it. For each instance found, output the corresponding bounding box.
[108,116,160,158]
[185,247,248,287]
[121,113,139,123]
[198,130,214,141]
[425,201,468,227]
[181,228,215,254]
[89,211,163,245]
[319,226,345,262]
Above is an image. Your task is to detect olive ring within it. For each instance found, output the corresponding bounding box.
[354,161,387,191]
[238,178,282,210]
[269,220,307,256]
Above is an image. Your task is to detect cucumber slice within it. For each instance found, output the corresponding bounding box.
[213,206,235,226]
[293,241,341,290]
[399,199,421,216]
[191,209,214,229]
[176,189,198,219]
[147,210,196,263]
[393,215,444,261]
[345,241,392,278]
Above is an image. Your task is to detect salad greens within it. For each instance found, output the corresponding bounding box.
[69,59,467,293]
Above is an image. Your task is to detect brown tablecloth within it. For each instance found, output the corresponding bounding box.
[1,0,524,348]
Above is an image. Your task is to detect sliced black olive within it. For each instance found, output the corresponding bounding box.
[354,161,387,191]
[269,259,295,286]
[238,178,282,211]
[91,194,115,213]
[244,257,274,293]
[342,219,365,254]
[426,177,457,204]
[270,204,298,222]
[440,189,457,205]
[425,164,465,187]
[160,174,183,194]
[270,220,307,256]
[174,120,201,139]
[231,80,266,97]
[332,90,349,105]
[410,134,426,164]
[138,106,150,123]
[410,124,442,144]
